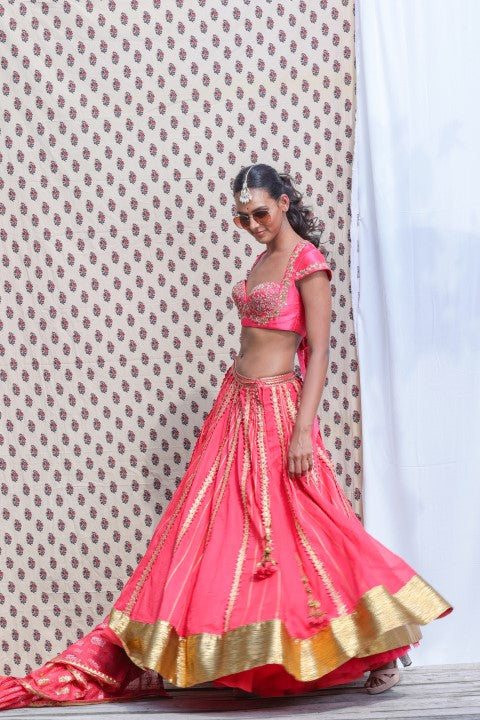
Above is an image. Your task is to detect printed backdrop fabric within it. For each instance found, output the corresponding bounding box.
[352,0,480,664]
[0,1,358,674]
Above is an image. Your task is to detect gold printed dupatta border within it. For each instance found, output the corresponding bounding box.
[109,575,451,687]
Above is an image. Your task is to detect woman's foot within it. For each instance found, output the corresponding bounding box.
[364,661,400,695]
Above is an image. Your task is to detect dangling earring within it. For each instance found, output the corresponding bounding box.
[239,165,254,204]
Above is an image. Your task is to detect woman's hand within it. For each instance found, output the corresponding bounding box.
[288,426,314,478]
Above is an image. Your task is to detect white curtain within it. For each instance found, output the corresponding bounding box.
[352,1,480,665]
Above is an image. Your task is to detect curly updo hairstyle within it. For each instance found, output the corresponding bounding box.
[232,164,324,249]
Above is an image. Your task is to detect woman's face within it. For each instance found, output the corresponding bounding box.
[233,188,289,244]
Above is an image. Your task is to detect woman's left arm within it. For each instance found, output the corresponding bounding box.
[287,270,331,479]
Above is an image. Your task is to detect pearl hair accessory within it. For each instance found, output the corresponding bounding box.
[239,165,254,204]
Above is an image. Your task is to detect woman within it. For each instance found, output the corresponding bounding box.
[0,164,451,709]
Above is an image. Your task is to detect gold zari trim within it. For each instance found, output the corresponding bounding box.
[109,574,451,687]
[295,260,330,282]
[232,366,298,386]
[57,660,121,687]
[224,393,252,631]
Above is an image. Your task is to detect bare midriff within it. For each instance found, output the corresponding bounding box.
[235,326,302,379]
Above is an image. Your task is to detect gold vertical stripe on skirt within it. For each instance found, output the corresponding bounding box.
[174,431,230,551]
[292,511,348,617]
[176,397,243,552]
[122,380,241,615]
[124,435,228,615]
[255,389,276,567]
[204,411,242,546]
[281,382,299,424]
[271,385,287,464]
[224,393,253,633]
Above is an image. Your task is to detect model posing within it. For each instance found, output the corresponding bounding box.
[0,164,451,709]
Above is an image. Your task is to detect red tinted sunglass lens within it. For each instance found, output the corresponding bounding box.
[233,215,249,228]
[252,210,270,223]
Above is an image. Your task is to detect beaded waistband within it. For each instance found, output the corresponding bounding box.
[232,362,298,387]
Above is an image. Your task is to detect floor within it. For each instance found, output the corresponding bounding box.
[1,664,479,720]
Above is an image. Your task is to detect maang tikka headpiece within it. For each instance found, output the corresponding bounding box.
[239,165,254,204]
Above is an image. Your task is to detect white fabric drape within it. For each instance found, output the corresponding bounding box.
[352,1,480,664]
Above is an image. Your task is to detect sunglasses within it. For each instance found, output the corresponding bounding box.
[233,208,272,229]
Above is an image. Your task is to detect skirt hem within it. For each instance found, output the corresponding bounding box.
[109,574,451,689]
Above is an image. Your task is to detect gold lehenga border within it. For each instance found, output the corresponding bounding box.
[109,575,451,687]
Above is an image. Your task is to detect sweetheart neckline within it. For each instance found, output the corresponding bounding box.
[243,240,305,298]
[241,279,283,301]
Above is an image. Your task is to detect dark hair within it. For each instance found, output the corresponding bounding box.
[232,164,324,249]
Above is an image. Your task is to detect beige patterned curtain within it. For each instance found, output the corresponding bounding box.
[0,0,360,674]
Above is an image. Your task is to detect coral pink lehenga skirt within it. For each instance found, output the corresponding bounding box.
[0,365,451,708]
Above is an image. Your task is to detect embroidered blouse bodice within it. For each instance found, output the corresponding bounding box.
[232,240,331,338]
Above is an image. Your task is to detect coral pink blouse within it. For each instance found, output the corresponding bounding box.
[232,240,331,338]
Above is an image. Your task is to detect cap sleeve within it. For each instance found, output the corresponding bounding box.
[294,243,332,282]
